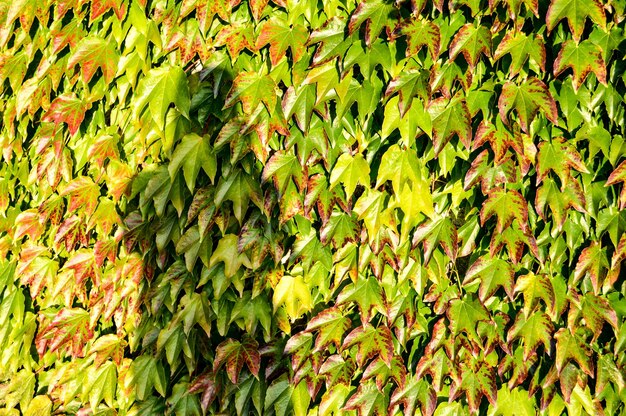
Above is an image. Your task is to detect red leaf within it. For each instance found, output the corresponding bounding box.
[67,37,120,84]
[60,176,100,216]
[213,336,261,384]
[14,210,45,241]
[43,93,87,135]
[36,308,94,358]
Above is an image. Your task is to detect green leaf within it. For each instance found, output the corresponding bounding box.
[605,159,626,210]
[546,0,606,42]
[308,17,350,66]
[329,153,371,199]
[487,387,536,416]
[498,77,558,133]
[210,234,252,278]
[320,211,359,248]
[535,177,586,231]
[480,188,529,234]
[428,96,472,155]
[400,17,441,60]
[447,296,491,341]
[84,361,117,409]
[507,312,553,360]
[384,70,430,118]
[133,65,190,128]
[554,328,594,377]
[390,376,437,416]
[337,275,383,324]
[262,151,304,195]
[341,324,394,367]
[449,23,491,68]
[493,32,546,76]
[282,84,316,132]
[343,381,389,416]
[412,216,458,265]
[536,137,589,187]
[514,272,555,318]
[225,71,278,114]
[348,0,397,46]
[463,256,515,302]
[23,395,52,416]
[305,307,351,352]
[168,133,217,191]
[214,170,262,224]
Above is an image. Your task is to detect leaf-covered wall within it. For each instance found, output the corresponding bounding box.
[1,0,625,414]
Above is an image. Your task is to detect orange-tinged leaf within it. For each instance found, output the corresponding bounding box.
[553,40,607,91]
[573,241,609,293]
[449,361,497,414]
[569,292,618,342]
[88,334,126,367]
[87,133,120,168]
[42,93,87,135]
[14,210,44,241]
[60,176,100,216]
[94,238,117,267]
[256,20,309,65]
[249,0,269,21]
[51,19,85,54]
[36,308,94,358]
[62,249,96,286]
[67,37,119,84]
[215,24,256,59]
[473,119,523,165]
[90,0,126,22]
[305,307,351,352]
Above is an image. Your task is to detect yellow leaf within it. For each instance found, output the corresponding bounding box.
[273,275,312,321]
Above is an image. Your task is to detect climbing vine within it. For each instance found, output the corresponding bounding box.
[1,0,626,414]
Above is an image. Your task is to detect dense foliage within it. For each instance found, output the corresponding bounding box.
[1,0,626,414]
